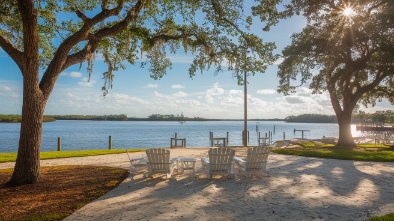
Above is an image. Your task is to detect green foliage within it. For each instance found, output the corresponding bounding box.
[285,114,337,123]
[272,146,394,162]
[275,0,394,107]
[0,149,143,163]
[52,114,128,121]
[353,110,394,124]
[367,212,394,221]
[269,0,394,146]
[0,114,56,122]
[286,111,394,124]
[357,144,391,149]
[296,141,335,148]
[0,0,284,96]
[275,138,394,162]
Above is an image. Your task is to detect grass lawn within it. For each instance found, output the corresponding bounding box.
[271,142,394,162]
[367,212,394,221]
[0,149,144,163]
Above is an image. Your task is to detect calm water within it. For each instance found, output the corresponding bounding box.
[0,120,353,153]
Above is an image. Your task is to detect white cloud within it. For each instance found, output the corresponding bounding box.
[9,92,19,98]
[296,87,313,96]
[145,84,158,88]
[172,84,185,89]
[173,91,188,98]
[256,89,277,94]
[153,91,164,98]
[284,96,310,104]
[105,93,146,105]
[273,57,284,65]
[228,89,242,95]
[166,55,194,64]
[0,85,12,92]
[0,84,19,99]
[207,83,224,96]
[69,71,83,78]
[78,77,96,87]
[61,71,83,78]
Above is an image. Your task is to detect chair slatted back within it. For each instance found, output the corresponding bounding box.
[245,146,270,170]
[208,147,235,172]
[146,148,171,171]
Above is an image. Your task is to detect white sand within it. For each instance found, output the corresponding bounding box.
[2,148,394,221]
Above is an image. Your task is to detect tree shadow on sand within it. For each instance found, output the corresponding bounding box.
[64,154,394,221]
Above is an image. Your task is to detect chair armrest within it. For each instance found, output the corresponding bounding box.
[130,154,147,162]
[201,157,209,164]
[170,157,178,163]
[233,156,245,163]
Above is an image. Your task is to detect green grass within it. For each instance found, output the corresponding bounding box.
[357,144,392,149]
[367,212,394,221]
[272,142,394,162]
[272,148,394,162]
[0,149,145,163]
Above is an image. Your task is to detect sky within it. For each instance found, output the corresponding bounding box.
[0,5,392,120]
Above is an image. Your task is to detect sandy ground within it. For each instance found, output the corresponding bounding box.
[2,147,394,221]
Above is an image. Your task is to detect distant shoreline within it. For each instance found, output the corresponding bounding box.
[0,114,284,123]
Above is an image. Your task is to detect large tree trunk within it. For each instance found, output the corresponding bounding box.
[335,110,355,148]
[8,76,46,186]
[6,0,46,186]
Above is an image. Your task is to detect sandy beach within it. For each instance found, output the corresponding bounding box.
[2,147,394,221]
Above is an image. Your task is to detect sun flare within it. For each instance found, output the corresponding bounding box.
[342,7,355,17]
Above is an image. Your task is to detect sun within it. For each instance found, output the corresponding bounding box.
[342,7,355,17]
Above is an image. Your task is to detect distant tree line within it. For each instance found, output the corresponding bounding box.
[52,114,128,121]
[352,110,394,124]
[285,114,337,123]
[285,111,394,124]
[3,112,392,123]
[147,114,187,121]
[0,114,55,123]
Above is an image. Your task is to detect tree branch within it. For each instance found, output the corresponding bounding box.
[75,10,90,23]
[0,34,23,68]
[101,0,109,10]
[17,0,39,79]
[63,0,145,70]
[354,70,391,99]
[210,0,244,34]
[40,0,142,98]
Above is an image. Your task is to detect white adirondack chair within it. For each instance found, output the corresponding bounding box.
[234,146,270,178]
[201,147,235,179]
[126,149,148,173]
[145,148,177,179]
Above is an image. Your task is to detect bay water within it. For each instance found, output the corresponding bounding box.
[0,120,359,153]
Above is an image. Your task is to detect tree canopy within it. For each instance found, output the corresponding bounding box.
[1,0,279,95]
[266,0,394,147]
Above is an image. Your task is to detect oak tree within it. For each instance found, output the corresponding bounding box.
[257,0,394,147]
[0,0,278,185]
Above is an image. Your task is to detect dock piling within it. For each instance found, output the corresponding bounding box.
[57,137,61,151]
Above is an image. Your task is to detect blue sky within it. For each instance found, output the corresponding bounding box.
[0,11,392,119]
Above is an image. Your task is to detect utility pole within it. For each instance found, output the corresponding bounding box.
[243,49,248,147]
